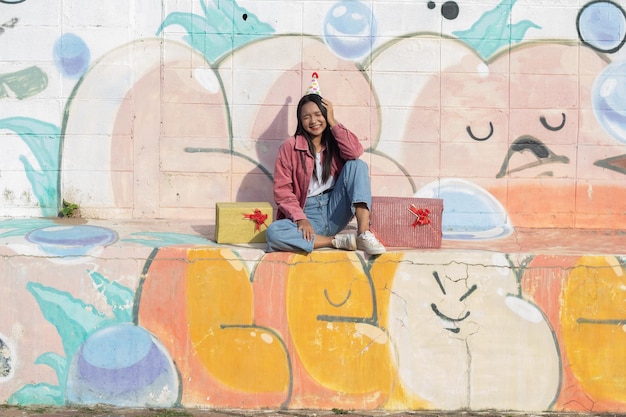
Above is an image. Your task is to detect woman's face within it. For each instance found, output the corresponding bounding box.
[299,101,327,140]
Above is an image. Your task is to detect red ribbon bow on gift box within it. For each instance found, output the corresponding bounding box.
[408,204,430,227]
[243,209,268,232]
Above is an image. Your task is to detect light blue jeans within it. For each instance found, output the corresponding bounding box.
[265,159,372,253]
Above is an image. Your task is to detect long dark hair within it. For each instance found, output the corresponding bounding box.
[294,94,340,183]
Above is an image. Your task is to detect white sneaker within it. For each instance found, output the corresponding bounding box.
[332,233,357,251]
[356,231,386,255]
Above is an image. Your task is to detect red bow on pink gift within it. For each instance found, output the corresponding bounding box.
[408,204,430,227]
[243,209,268,232]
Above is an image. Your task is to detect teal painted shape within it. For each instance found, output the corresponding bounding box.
[26,282,110,361]
[7,383,64,406]
[452,0,541,60]
[87,270,135,322]
[11,275,135,405]
[0,66,48,100]
[34,352,67,383]
[123,231,215,247]
[157,0,275,63]
[0,218,55,238]
[0,117,60,217]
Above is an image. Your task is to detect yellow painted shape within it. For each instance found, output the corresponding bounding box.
[286,251,394,394]
[187,247,289,392]
[562,255,626,402]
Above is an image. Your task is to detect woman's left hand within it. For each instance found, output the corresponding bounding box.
[297,218,315,241]
[322,98,337,127]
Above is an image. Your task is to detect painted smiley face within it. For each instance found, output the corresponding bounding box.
[429,270,477,334]
[388,251,560,410]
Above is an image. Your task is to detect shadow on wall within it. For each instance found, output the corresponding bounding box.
[235,96,293,204]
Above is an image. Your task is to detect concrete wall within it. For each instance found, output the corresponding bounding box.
[0,223,624,412]
[1,0,626,413]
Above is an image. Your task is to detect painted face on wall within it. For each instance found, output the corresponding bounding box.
[370,36,625,229]
[386,251,560,410]
[252,251,397,410]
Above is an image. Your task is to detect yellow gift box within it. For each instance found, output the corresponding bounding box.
[215,202,273,244]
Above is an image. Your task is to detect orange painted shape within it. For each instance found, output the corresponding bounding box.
[137,246,290,408]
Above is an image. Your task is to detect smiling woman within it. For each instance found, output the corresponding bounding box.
[265,88,386,255]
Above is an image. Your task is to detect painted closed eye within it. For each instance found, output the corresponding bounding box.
[466,122,494,141]
[540,113,566,131]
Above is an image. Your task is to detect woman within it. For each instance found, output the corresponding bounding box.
[264,93,385,255]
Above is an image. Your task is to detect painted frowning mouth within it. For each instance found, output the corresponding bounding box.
[496,136,570,178]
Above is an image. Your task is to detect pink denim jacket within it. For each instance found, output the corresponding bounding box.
[273,123,364,222]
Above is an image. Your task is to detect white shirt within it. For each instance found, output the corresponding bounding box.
[307,152,335,196]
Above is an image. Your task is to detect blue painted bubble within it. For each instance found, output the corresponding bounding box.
[592,59,626,144]
[82,325,154,369]
[323,0,377,60]
[26,225,117,256]
[66,323,179,407]
[416,178,513,240]
[53,33,90,79]
[577,0,626,53]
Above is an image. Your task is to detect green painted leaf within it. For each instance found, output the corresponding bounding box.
[0,117,61,216]
[34,352,68,387]
[26,282,109,360]
[157,0,274,63]
[7,383,64,406]
[0,218,55,238]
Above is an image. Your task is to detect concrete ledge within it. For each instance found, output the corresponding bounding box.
[0,217,625,413]
[2,217,619,254]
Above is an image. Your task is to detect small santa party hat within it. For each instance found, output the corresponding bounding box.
[305,72,322,96]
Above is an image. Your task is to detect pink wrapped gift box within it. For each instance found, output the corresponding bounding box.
[370,197,443,248]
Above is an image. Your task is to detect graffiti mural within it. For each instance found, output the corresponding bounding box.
[2,229,625,411]
[1,0,626,412]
